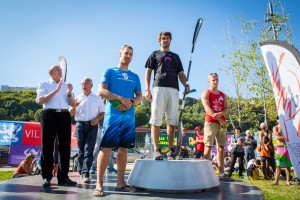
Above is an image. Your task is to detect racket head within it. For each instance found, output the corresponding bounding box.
[58,56,67,82]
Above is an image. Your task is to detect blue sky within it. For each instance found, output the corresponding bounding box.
[0,0,299,99]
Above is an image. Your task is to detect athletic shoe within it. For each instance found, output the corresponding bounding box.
[90,169,96,174]
[82,174,91,183]
[167,148,176,160]
[42,179,51,187]
[107,168,118,173]
[219,174,235,182]
[58,177,77,186]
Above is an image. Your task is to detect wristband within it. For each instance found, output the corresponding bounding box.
[130,99,135,106]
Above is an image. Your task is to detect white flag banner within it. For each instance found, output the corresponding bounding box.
[260,40,300,179]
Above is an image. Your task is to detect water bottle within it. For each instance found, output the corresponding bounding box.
[111,100,125,113]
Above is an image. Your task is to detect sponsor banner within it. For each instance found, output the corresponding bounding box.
[260,40,300,179]
[71,125,77,147]
[11,122,24,145]
[8,144,41,165]
[157,132,233,156]
[0,121,14,145]
[22,122,41,146]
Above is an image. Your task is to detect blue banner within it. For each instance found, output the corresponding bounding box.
[0,121,14,145]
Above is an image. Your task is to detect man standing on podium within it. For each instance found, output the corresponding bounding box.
[36,65,77,187]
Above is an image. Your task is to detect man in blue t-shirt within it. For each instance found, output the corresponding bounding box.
[93,45,142,196]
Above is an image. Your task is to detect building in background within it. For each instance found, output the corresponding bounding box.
[1,85,36,91]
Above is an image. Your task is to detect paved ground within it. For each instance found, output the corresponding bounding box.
[0,170,264,200]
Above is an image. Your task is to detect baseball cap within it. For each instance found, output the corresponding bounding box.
[246,130,251,134]
[183,127,189,131]
[260,122,267,128]
[194,126,202,131]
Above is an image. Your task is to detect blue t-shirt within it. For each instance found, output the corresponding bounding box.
[100,67,141,116]
[182,135,189,146]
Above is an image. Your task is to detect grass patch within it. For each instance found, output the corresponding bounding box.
[0,171,14,181]
[231,174,299,200]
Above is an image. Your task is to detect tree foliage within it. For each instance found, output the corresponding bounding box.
[0,90,42,122]
[220,1,292,131]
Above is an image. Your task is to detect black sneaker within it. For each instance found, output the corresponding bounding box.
[58,177,77,186]
[42,179,51,187]
[107,168,118,173]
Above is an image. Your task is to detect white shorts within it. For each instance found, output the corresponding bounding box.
[149,87,179,126]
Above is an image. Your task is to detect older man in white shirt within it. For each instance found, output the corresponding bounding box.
[36,65,76,187]
[70,77,105,183]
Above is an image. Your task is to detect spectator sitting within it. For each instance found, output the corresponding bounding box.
[212,154,218,171]
[224,155,231,172]
[71,153,79,172]
[34,159,42,175]
[13,153,37,178]
[247,159,261,180]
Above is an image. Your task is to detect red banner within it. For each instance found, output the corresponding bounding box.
[22,122,41,146]
[71,125,77,147]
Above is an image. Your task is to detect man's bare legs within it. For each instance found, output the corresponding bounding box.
[167,124,175,150]
[204,145,225,175]
[116,147,128,187]
[151,125,160,151]
[204,146,212,160]
[151,125,163,159]
[95,147,129,188]
[95,148,111,193]
[272,166,291,185]
[217,146,225,174]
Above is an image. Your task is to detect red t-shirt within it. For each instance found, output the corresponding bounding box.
[194,134,204,151]
[205,89,226,123]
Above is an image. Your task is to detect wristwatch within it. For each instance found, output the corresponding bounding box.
[130,99,135,106]
[67,93,72,97]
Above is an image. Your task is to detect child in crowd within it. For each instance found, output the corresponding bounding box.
[259,136,273,179]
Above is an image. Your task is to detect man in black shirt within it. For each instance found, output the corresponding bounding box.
[145,32,190,160]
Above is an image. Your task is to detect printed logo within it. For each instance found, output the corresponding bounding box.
[122,73,128,80]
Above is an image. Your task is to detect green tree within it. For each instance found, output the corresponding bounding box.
[135,104,151,127]
[220,1,292,130]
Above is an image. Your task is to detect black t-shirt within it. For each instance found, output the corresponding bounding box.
[145,50,184,90]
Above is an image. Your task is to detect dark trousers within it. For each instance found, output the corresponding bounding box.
[245,149,255,164]
[41,110,71,181]
[228,151,245,177]
[195,151,204,158]
[75,121,98,177]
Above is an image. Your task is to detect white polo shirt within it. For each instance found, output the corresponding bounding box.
[36,78,69,109]
[74,92,105,121]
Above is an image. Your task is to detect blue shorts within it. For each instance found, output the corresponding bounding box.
[100,113,136,149]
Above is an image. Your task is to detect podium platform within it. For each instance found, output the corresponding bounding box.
[0,171,264,200]
[128,159,219,192]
